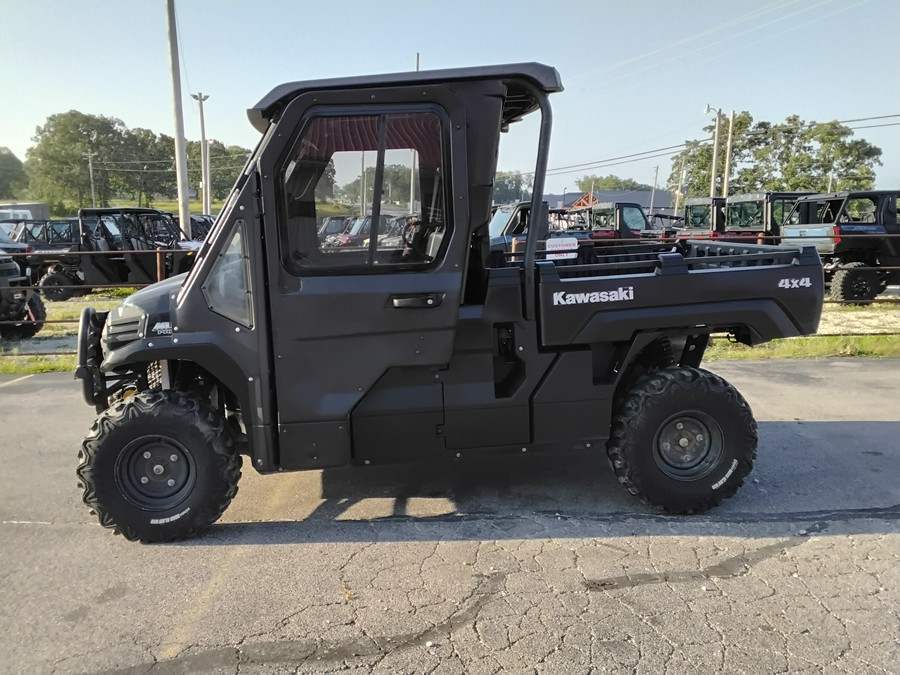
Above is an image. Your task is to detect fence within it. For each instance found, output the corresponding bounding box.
[2,236,899,358]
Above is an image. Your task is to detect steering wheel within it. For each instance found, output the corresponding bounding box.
[402,219,434,262]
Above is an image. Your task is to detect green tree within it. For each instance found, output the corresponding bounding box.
[0,148,27,199]
[25,110,128,207]
[493,170,531,203]
[575,174,653,192]
[668,112,882,198]
[119,128,175,206]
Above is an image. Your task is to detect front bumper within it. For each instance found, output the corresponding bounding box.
[74,307,109,411]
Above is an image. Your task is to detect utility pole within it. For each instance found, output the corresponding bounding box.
[165,0,192,238]
[706,105,722,199]
[191,92,210,214]
[722,110,736,198]
[84,151,97,207]
[673,158,686,214]
[649,165,659,214]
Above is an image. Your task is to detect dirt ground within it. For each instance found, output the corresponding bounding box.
[817,304,900,335]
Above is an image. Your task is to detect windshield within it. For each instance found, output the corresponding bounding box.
[590,208,615,229]
[726,200,764,229]
[685,205,711,228]
[488,206,516,238]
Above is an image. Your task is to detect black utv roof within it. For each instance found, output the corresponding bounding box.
[248,62,564,133]
[77,208,168,216]
[726,192,811,203]
[794,190,898,202]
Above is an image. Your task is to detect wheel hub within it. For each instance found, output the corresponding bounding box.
[654,413,723,480]
[116,436,195,509]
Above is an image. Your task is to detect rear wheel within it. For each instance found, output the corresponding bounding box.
[77,391,242,542]
[607,367,757,513]
[39,271,76,301]
[829,261,880,303]
[0,294,46,340]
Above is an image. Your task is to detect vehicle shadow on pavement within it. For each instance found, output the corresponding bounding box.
[179,420,900,546]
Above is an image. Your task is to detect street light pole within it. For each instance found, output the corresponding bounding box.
[191,92,210,214]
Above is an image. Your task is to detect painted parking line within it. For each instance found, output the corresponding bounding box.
[0,374,34,389]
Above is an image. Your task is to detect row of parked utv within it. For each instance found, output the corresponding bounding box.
[0,208,213,340]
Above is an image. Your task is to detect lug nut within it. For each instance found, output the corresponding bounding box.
[167,479,176,487]
[697,434,704,441]
[140,477,149,484]
[170,454,178,462]
[143,451,151,459]
[676,423,684,430]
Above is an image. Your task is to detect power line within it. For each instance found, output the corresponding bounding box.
[546,113,898,178]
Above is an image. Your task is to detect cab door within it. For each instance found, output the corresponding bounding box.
[256,89,469,470]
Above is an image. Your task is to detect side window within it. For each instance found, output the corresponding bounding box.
[279,110,449,273]
[621,206,646,231]
[845,198,877,222]
[202,220,253,328]
[774,200,798,226]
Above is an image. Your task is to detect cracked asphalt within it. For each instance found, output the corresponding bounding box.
[0,359,897,674]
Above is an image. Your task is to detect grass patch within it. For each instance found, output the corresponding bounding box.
[0,353,76,374]
[705,334,900,360]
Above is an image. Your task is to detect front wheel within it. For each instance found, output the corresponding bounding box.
[76,391,242,542]
[607,367,757,513]
[0,294,46,340]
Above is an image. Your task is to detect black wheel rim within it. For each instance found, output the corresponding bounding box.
[42,278,66,300]
[849,273,873,299]
[115,436,196,510]
[654,412,724,481]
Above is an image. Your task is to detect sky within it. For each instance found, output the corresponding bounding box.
[2,0,898,197]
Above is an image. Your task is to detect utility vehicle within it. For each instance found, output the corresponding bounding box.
[36,207,199,301]
[490,200,662,253]
[0,236,44,340]
[722,192,810,243]
[675,197,725,238]
[75,63,824,542]
[781,190,899,302]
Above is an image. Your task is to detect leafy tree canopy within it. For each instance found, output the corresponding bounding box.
[575,174,653,192]
[23,110,252,209]
[0,148,28,199]
[493,170,532,204]
[667,112,882,198]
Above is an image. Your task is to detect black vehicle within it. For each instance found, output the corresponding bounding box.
[781,190,900,302]
[33,208,200,301]
[170,213,215,241]
[74,63,824,542]
[0,233,45,340]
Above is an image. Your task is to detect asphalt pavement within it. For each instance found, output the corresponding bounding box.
[0,359,897,674]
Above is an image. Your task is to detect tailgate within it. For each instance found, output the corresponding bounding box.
[536,245,823,347]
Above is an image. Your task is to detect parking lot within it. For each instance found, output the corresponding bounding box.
[1,359,898,674]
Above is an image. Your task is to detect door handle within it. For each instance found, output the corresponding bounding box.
[391,293,444,308]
